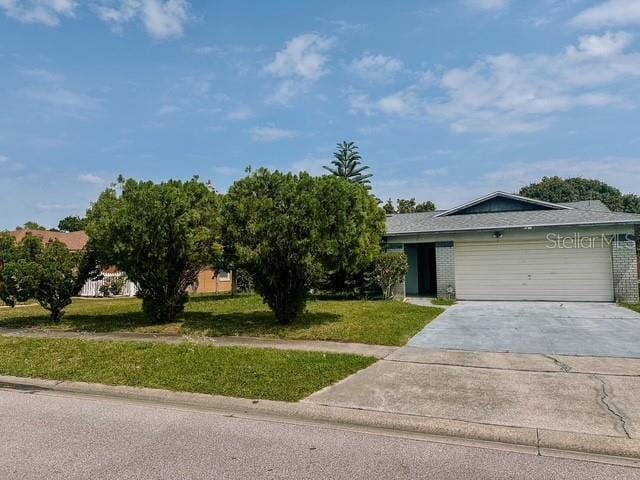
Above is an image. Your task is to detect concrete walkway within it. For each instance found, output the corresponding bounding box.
[0,328,396,359]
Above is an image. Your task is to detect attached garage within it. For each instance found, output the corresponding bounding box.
[385,191,640,304]
[454,239,614,302]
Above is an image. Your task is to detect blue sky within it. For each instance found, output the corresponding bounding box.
[2,0,640,229]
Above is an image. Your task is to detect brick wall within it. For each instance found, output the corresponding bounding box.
[612,237,639,303]
[435,242,456,299]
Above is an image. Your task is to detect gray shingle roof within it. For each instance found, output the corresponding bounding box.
[386,200,640,236]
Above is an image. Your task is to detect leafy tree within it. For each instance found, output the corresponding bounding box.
[396,198,417,214]
[386,198,437,214]
[519,176,640,213]
[0,234,91,322]
[86,177,222,323]
[19,221,47,230]
[383,198,395,214]
[222,169,385,323]
[58,216,87,232]
[314,175,386,291]
[415,200,436,213]
[372,252,409,300]
[324,141,372,188]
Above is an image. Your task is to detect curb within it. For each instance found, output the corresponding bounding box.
[1,375,639,464]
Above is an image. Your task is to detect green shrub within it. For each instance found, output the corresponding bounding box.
[372,252,409,300]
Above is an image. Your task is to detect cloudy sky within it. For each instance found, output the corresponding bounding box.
[2,0,640,229]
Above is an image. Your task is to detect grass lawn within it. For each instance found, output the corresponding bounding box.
[622,303,640,314]
[0,337,375,402]
[0,294,441,346]
[431,298,456,306]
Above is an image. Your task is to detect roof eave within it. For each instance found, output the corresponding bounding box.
[385,219,640,238]
[435,191,572,218]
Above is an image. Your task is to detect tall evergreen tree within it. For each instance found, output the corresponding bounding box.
[324,141,372,188]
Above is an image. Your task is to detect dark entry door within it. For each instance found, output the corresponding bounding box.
[417,245,437,295]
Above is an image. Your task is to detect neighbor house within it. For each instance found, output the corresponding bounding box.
[385,192,640,303]
[7,229,232,296]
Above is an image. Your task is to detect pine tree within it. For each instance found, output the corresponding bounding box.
[324,141,373,188]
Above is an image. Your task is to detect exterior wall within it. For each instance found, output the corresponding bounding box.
[190,268,233,294]
[612,235,639,303]
[435,242,456,299]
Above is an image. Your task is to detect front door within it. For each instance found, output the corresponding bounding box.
[417,245,437,295]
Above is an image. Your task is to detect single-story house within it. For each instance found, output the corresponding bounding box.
[385,192,640,303]
[7,229,232,296]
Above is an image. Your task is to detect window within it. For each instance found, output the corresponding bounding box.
[217,270,230,281]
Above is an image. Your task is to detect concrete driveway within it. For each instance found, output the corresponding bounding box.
[305,301,640,446]
[409,301,640,358]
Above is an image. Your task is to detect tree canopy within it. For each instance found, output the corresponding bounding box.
[324,141,372,188]
[0,234,91,321]
[383,198,436,214]
[86,177,223,323]
[58,215,87,232]
[519,176,640,213]
[222,169,385,323]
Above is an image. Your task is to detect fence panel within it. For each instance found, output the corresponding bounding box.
[78,272,138,297]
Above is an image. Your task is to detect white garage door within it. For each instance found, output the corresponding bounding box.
[454,240,614,302]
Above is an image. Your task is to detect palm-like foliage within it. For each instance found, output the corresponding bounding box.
[324,141,372,188]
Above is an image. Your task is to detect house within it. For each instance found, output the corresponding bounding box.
[385,192,640,303]
[7,229,232,296]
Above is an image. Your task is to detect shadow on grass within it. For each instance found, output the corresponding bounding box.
[0,307,342,337]
[181,311,342,337]
[0,311,152,332]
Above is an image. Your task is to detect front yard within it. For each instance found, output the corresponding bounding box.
[0,294,442,346]
[0,337,375,401]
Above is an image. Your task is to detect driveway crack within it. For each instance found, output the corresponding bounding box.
[541,354,572,373]
[592,374,631,439]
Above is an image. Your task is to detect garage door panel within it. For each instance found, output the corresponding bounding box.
[454,240,614,302]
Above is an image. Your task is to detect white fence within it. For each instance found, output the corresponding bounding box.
[78,272,138,298]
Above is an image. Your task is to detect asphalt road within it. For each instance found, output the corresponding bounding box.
[1,387,639,480]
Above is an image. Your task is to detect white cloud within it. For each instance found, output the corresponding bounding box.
[349,89,422,116]
[35,201,77,212]
[25,87,100,117]
[464,0,508,11]
[25,87,100,118]
[265,34,334,80]
[96,0,189,39]
[424,168,448,176]
[212,166,241,177]
[0,0,76,26]
[426,31,638,134]
[480,158,640,195]
[21,67,100,118]
[265,33,334,105]
[374,158,640,212]
[21,67,64,82]
[250,126,298,142]
[227,107,253,120]
[348,32,640,135]
[78,173,105,185]
[350,53,403,81]
[157,104,181,115]
[571,0,640,29]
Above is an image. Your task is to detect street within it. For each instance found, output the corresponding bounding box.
[1,386,638,480]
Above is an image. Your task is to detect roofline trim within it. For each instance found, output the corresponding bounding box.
[385,219,640,237]
[434,191,572,218]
